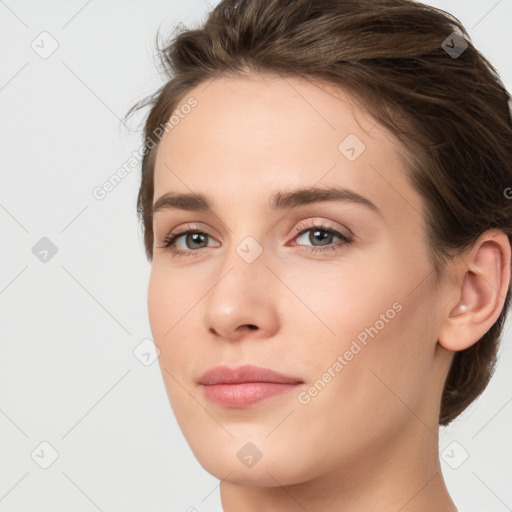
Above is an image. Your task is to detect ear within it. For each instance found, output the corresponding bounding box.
[438,229,511,352]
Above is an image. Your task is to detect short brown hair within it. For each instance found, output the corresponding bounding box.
[126,0,512,425]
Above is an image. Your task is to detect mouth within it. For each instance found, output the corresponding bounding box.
[197,364,304,408]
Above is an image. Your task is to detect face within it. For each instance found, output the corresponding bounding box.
[148,73,451,487]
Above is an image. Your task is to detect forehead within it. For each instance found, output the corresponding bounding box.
[153,73,423,223]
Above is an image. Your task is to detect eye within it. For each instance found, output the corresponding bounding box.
[288,221,353,253]
[157,224,219,257]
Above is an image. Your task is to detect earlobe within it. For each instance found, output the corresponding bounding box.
[439,230,511,352]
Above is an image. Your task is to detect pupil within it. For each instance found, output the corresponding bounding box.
[188,233,206,248]
[312,229,330,246]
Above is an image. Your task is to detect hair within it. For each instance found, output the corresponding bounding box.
[126,0,512,425]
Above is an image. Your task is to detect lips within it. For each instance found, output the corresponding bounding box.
[197,364,303,407]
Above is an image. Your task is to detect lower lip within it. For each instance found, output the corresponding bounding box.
[201,382,301,408]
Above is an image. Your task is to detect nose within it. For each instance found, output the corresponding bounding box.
[202,250,280,342]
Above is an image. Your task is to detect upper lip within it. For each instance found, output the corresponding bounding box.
[197,364,303,385]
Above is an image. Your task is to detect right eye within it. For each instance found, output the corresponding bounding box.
[157,226,220,257]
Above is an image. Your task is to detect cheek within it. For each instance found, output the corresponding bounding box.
[289,297,435,470]
[277,256,400,351]
[147,265,199,337]
[350,296,436,416]
[148,265,210,382]
[147,268,187,373]
[147,274,158,326]
[286,252,436,411]
[147,269,197,424]
[147,269,169,340]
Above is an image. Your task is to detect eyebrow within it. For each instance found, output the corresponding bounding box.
[152,186,382,217]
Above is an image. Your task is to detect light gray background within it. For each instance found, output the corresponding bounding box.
[1,1,511,511]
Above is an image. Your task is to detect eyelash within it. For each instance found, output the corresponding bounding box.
[157,221,353,258]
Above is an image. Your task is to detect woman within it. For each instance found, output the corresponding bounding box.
[127,0,512,509]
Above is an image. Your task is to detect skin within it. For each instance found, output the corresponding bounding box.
[147,72,510,511]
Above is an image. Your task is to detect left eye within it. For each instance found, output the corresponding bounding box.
[293,226,351,248]
[295,226,351,251]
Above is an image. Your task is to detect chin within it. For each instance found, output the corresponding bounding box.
[200,457,306,488]
[184,432,317,487]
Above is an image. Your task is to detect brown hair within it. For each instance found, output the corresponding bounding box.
[126,0,512,425]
